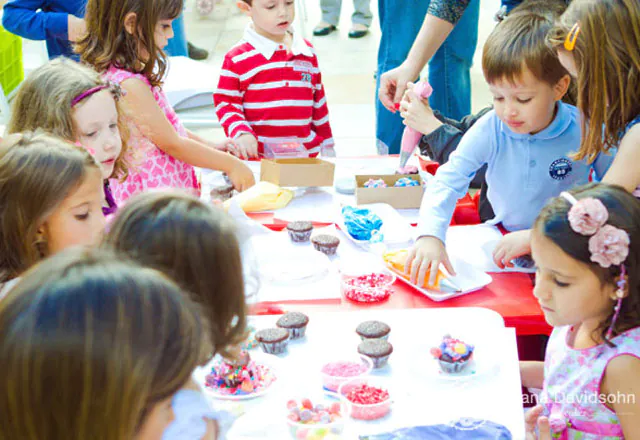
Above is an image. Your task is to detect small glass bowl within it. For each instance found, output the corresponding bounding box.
[337,376,392,421]
[320,354,373,392]
[340,269,396,304]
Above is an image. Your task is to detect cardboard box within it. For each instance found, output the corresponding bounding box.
[260,158,335,187]
[355,174,424,209]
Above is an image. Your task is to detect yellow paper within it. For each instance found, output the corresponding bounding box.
[383,249,445,289]
[224,181,294,213]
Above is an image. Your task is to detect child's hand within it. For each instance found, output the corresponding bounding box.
[226,159,255,192]
[406,236,456,287]
[399,83,442,135]
[211,138,237,153]
[493,230,532,269]
[525,405,552,440]
[234,134,259,160]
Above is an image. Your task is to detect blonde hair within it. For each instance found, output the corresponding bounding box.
[0,247,212,439]
[78,0,183,87]
[549,0,640,162]
[483,10,569,86]
[0,132,100,283]
[8,58,129,181]
[105,191,248,358]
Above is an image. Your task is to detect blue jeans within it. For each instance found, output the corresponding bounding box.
[165,13,188,57]
[375,0,480,154]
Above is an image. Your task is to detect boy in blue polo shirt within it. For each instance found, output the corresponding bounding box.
[406,10,613,286]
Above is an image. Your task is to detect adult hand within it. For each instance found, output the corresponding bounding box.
[68,16,87,42]
[399,82,441,135]
[378,63,417,113]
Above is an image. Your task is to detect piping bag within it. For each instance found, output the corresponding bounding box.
[398,80,433,169]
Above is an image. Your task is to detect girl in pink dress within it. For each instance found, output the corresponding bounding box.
[77,0,255,205]
[522,183,640,439]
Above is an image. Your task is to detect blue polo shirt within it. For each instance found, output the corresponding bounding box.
[418,102,614,242]
[2,0,85,60]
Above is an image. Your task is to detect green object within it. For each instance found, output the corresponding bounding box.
[0,25,24,97]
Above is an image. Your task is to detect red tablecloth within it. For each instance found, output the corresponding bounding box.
[247,184,551,338]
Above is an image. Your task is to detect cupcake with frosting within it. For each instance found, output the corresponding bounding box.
[430,335,474,374]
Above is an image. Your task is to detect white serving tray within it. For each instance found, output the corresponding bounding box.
[387,256,492,302]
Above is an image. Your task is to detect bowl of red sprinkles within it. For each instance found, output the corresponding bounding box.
[340,270,396,303]
[338,377,392,420]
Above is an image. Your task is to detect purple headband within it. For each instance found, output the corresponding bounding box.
[71,85,110,107]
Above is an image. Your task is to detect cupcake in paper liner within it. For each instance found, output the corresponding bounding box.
[286,221,313,243]
[358,340,393,369]
[430,335,474,374]
[276,312,309,339]
[255,328,289,354]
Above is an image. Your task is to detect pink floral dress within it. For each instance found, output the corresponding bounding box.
[541,325,640,439]
[104,66,199,204]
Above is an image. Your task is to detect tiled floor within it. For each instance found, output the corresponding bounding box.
[11,0,502,155]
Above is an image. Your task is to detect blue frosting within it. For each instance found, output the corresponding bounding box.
[342,206,383,241]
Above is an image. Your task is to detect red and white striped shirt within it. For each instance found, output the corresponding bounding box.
[213,25,334,157]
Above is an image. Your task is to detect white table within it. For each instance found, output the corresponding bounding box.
[207,308,525,439]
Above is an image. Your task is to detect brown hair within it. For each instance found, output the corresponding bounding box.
[0,247,212,439]
[77,0,184,87]
[483,9,569,86]
[549,0,640,162]
[0,132,100,283]
[534,183,640,345]
[7,58,129,181]
[105,191,247,358]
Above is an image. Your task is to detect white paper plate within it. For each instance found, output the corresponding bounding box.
[337,203,414,251]
[194,352,280,401]
[387,257,492,302]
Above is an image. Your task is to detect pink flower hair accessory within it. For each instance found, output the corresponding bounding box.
[560,192,630,268]
[74,141,96,157]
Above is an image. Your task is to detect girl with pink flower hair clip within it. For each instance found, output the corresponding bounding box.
[520,182,640,439]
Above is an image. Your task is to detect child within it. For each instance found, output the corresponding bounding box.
[105,191,247,359]
[8,58,128,216]
[105,191,248,439]
[0,247,215,439]
[406,11,613,287]
[521,183,640,438]
[549,0,640,197]
[77,0,255,204]
[213,0,335,159]
[0,132,105,297]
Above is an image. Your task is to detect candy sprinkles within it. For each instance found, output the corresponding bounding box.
[204,356,276,396]
[343,273,393,303]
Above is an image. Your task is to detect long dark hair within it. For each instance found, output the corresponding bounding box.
[105,191,247,358]
[534,183,640,344]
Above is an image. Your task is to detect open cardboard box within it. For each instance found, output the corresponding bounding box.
[355,174,424,209]
[260,158,335,187]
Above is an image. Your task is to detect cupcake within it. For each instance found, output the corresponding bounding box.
[210,183,235,202]
[356,321,390,342]
[255,328,290,354]
[357,340,393,369]
[311,234,340,256]
[430,335,474,374]
[276,312,309,339]
[286,221,313,243]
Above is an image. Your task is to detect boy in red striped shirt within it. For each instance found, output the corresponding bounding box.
[213,0,335,159]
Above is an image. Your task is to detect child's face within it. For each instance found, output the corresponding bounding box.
[242,0,295,40]
[73,90,123,180]
[489,67,568,135]
[40,168,106,255]
[531,228,617,330]
[154,19,175,51]
[557,49,578,78]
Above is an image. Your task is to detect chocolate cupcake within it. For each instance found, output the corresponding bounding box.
[357,340,393,369]
[356,321,391,342]
[311,234,340,256]
[210,183,234,202]
[430,335,474,374]
[255,328,289,354]
[276,311,309,339]
[286,221,313,243]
